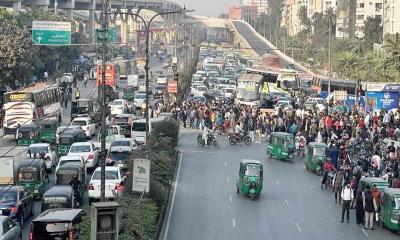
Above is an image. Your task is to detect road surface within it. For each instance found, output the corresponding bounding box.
[165,129,398,240]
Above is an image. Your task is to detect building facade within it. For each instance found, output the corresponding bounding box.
[282,0,309,36]
[242,0,268,15]
[383,0,400,35]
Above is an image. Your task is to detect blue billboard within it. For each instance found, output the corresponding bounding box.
[366,83,400,112]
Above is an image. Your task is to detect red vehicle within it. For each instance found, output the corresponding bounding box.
[96,63,119,87]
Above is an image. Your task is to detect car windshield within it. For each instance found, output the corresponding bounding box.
[92,170,119,180]
[245,165,260,177]
[111,141,130,147]
[0,191,17,202]
[284,137,294,146]
[113,117,128,124]
[132,122,146,131]
[70,145,91,153]
[60,160,81,167]
[71,120,87,126]
[109,151,131,161]
[60,136,73,144]
[313,147,326,156]
[136,94,146,99]
[29,146,48,154]
[155,86,165,90]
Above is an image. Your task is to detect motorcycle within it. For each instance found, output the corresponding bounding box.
[228,132,252,145]
[296,142,305,159]
[197,132,219,149]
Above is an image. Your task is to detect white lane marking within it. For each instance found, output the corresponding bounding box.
[224,161,227,166]
[163,153,183,240]
[276,180,280,185]
[229,194,233,202]
[296,223,302,232]
[361,228,369,237]
[179,150,215,154]
[227,177,230,182]
[232,218,236,227]
[285,199,289,206]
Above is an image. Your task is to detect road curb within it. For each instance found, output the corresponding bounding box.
[155,150,181,240]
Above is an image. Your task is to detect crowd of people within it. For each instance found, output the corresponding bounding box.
[169,91,400,230]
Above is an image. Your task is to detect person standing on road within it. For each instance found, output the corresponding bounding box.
[341,182,354,223]
[371,184,381,225]
[83,75,88,88]
[363,186,377,230]
[355,190,365,225]
[44,71,48,81]
[334,169,344,204]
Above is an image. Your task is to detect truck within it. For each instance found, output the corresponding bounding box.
[0,147,28,185]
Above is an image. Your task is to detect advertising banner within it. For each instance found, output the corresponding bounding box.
[366,91,400,112]
[167,80,178,93]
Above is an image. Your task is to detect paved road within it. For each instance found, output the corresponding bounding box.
[165,129,399,240]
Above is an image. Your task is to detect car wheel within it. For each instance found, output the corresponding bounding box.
[19,211,24,228]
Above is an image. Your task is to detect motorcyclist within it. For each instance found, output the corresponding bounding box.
[322,158,336,187]
[69,175,82,205]
[295,132,306,156]
[202,126,212,146]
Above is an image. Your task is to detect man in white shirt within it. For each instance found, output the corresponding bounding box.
[341,182,354,223]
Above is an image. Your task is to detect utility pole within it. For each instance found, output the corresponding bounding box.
[327,15,331,95]
[99,0,108,201]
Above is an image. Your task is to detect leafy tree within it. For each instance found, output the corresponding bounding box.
[363,16,383,49]
[297,5,308,25]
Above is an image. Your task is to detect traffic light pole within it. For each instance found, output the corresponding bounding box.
[100,0,108,201]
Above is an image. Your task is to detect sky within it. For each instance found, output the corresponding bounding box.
[172,0,237,17]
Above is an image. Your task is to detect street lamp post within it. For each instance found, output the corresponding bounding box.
[107,8,194,143]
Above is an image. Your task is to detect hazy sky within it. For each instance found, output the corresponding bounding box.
[172,0,237,17]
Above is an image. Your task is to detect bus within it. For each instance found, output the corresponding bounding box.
[276,69,297,90]
[3,83,61,135]
[235,69,278,106]
[311,77,359,96]
[96,62,119,87]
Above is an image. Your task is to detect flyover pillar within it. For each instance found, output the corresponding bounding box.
[88,0,96,44]
[121,12,128,44]
[29,0,49,9]
[13,0,22,11]
[57,0,75,20]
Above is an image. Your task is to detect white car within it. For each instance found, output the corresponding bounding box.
[190,83,203,96]
[67,142,99,169]
[88,166,125,202]
[156,75,167,85]
[71,117,96,138]
[134,93,146,109]
[221,87,235,98]
[28,143,58,172]
[55,155,86,173]
[307,97,326,112]
[61,73,73,83]
[108,99,128,116]
[193,85,208,97]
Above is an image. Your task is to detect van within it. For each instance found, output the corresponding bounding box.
[131,117,164,144]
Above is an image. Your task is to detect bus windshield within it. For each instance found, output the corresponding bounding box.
[236,81,259,101]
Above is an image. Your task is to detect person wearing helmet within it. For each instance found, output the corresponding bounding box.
[69,174,82,204]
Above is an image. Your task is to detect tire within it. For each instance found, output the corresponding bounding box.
[229,138,236,145]
[19,211,24,228]
[244,136,251,145]
[236,186,239,194]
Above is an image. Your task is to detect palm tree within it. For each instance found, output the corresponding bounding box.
[384,33,400,56]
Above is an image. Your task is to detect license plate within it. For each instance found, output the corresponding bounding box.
[34,190,38,193]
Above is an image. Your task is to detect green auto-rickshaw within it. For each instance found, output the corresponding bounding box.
[380,188,400,232]
[57,129,87,156]
[16,159,47,200]
[17,123,40,146]
[236,159,263,200]
[267,132,296,163]
[39,118,60,143]
[358,177,390,194]
[305,142,327,175]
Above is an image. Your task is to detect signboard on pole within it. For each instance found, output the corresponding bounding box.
[333,90,347,101]
[32,21,71,45]
[132,158,151,193]
[167,80,178,93]
[95,28,117,43]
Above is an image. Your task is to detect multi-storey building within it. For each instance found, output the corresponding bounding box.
[383,0,400,35]
[282,0,309,36]
[242,0,268,15]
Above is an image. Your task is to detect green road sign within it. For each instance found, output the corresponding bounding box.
[32,21,71,45]
[96,28,117,43]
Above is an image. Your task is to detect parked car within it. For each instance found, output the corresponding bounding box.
[88,166,125,203]
[61,73,73,83]
[0,186,33,227]
[28,143,58,173]
[67,142,99,169]
[203,89,228,103]
[134,93,146,109]
[71,117,96,138]
[29,208,83,239]
[0,215,21,239]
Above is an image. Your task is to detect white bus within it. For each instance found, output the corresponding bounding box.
[276,69,297,91]
[3,83,61,136]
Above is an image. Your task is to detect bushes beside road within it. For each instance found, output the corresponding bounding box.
[79,118,179,239]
